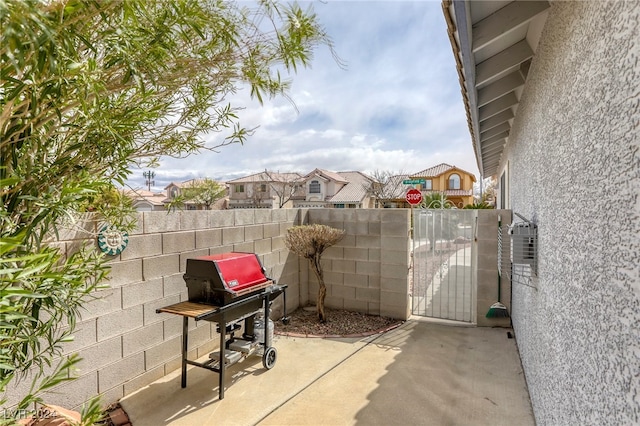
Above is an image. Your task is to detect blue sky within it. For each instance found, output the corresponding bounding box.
[127,1,478,191]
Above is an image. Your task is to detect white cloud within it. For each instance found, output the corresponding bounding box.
[126,1,479,192]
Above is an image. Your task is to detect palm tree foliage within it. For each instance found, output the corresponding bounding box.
[1,0,335,417]
[463,201,493,209]
[420,192,454,209]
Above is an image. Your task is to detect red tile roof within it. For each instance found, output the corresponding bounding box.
[411,163,476,181]
[226,171,303,184]
[328,171,374,203]
[303,168,348,183]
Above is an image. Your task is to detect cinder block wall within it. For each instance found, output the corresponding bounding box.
[307,208,411,320]
[4,207,411,411]
[4,209,302,410]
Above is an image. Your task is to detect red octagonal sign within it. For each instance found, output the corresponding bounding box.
[406,188,422,205]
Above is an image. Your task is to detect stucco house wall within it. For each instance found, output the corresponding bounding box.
[499,1,640,424]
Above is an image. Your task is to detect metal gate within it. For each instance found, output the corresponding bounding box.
[411,208,475,322]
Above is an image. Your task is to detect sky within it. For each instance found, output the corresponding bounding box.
[126,0,479,192]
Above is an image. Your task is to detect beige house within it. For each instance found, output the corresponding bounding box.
[122,189,167,212]
[410,163,476,207]
[227,169,376,209]
[164,179,201,210]
[164,179,227,210]
[226,171,304,209]
[293,169,377,209]
[380,163,476,208]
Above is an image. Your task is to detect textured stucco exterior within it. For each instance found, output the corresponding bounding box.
[499,1,640,424]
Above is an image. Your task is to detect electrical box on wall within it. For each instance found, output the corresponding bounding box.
[508,214,537,276]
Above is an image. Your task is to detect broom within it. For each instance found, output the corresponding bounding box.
[486,215,509,318]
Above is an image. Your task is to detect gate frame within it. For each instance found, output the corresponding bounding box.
[410,200,477,323]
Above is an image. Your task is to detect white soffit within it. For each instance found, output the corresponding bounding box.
[444,0,550,177]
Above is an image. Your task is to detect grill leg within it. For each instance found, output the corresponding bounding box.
[181,316,188,388]
[264,296,271,348]
[282,288,288,321]
[218,319,226,400]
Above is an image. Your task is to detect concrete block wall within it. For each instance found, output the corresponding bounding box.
[4,209,302,411]
[4,207,412,411]
[307,208,411,320]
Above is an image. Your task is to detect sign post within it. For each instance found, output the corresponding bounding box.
[406,189,423,239]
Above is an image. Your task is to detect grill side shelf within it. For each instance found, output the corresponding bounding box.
[155,284,288,321]
[156,301,221,320]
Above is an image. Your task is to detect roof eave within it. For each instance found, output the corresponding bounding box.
[442,0,550,178]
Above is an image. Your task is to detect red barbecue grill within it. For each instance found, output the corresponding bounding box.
[156,252,288,400]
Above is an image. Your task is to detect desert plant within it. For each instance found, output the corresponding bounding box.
[1,0,334,418]
[421,192,454,209]
[284,224,345,322]
[463,201,494,209]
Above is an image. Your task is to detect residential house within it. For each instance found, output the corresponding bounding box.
[164,179,228,210]
[410,163,475,207]
[380,164,476,208]
[226,169,377,209]
[226,171,304,209]
[292,169,376,209]
[444,0,639,424]
[373,174,410,208]
[227,166,474,210]
[326,171,377,209]
[122,189,167,212]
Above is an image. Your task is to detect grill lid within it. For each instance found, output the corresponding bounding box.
[184,252,270,304]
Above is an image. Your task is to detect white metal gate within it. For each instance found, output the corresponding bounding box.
[411,209,475,322]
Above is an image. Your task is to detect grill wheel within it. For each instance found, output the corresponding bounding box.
[262,346,277,370]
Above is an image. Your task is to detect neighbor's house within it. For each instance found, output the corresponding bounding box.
[292,169,377,209]
[164,179,228,210]
[410,163,475,207]
[122,189,167,212]
[444,0,639,424]
[374,174,410,208]
[227,169,376,209]
[227,166,474,209]
[381,164,476,208]
[226,171,304,209]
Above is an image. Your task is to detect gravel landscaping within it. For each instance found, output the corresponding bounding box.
[275,305,402,337]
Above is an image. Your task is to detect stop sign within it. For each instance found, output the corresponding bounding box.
[406,188,422,205]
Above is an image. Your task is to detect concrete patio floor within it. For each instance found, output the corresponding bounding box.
[120,318,534,425]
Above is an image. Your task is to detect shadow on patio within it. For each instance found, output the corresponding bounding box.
[121,319,533,425]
